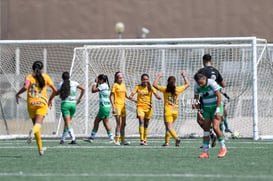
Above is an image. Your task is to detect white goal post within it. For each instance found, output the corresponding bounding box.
[0,37,272,140]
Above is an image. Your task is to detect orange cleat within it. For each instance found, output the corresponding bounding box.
[218,148,227,158]
[198,152,209,158]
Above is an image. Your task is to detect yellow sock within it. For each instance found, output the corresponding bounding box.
[121,135,125,143]
[165,132,171,143]
[144,128,148,141]
[34,129,42,151]
[139,126,144,141]
[33,124,41,134]
[168,129,178,140]
[115,136,120,142]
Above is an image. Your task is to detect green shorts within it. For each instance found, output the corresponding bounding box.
[202,104,223,120]
[61,102,76,118]
[97,106,111,119]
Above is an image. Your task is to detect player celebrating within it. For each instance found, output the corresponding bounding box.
[110,71,131,145]
[153,71,189,147]
[86,74,114,143]
[16,61,57,156]
[129,74,161,146]
[57,72,85,144]
[193,72,227,158]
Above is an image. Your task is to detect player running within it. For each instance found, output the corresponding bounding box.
[16,61,57,156]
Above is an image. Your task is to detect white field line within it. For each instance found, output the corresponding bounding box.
[0,172,272,179]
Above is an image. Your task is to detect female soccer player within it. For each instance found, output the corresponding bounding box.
[110,71,131,145]
[15,61,57,156]
[57,72,85,144]
[153,71,189,147]
[129,74,161,145]
[87,74,114,142]
[193,72,227,158]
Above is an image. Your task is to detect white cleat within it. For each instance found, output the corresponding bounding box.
[39,147,47,156]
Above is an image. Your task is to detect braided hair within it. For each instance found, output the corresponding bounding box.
[166,76,176,96]
[60,72,71,100]
[32,61,45,89]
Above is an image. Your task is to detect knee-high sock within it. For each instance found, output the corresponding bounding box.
[144,127,148,141]
[139,123,144,141]
[67,126,75,141]
[115,132,121,142]
[165,131,171,143]
[168,129,178,140]
[33,124,42,151]
[61,128,68,141]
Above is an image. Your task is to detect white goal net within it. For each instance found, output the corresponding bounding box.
[0,38,272,140]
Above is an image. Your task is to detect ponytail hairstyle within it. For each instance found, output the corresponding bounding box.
[32,61,45,89]
[98,74,110,88]
[166,76,176,96]
[140,73,151,92]
[60,71,71,100]
[114,71,122,83]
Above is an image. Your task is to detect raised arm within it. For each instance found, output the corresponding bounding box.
[181,71,190,89]
[153,72,162,90]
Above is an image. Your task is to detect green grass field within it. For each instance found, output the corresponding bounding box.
[0,138,272,181]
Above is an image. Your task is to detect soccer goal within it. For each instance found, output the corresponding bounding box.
[0,37,272,140]
[70,38,273,140]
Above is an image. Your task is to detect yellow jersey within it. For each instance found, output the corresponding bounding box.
[132,85,157,110]
[25,73,54,106]
[111,83,127,107]
[157,85,186,113]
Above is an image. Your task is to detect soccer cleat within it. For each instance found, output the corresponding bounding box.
[27,129,33,144]
[218,148,227,158]
[198,152,209,158]
[225,129,233,133]
[39,147,47,156]
[140,140,145,145]
[121,141,131,145]
[143,141,148,146]
[69,140,77,144]
[83,137,94,143]
[175,139,181,147]
[162,143,169,147]
[60,140,64,144]
[114,141,121,146]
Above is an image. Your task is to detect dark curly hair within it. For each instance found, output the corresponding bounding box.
[60,72,71,100]
[32,61,45,89]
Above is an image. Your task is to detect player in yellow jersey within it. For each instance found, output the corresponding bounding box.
[129,74,161,145]
[153,71,189,147]
[16,61,57,156]
[110,71,132,145]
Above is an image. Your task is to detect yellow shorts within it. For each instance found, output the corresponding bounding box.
[137,107,152,119]
[164,111,178,123]
[113,105,126,117]
[27,102,48,119]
